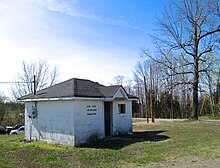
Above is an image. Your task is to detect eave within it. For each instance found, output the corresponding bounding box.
[21,96,137,102]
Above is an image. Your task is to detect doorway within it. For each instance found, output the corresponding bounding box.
[104,102,112,137]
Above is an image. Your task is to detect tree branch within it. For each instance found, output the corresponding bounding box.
[198,25,220,40]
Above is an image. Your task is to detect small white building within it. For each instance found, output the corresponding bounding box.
[19,78,137,146]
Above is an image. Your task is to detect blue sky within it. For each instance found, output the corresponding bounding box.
[0,0,169,97]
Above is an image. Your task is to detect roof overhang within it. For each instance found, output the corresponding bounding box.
[21,96,137,102]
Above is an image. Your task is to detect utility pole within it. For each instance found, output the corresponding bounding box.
[33,75,36,95]
[150,64,155,122]
[144,75,149,123]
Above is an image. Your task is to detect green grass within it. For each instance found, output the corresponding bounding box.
[199,115,220,120]
[1,121,220,167]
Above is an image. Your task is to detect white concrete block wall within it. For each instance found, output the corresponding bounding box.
[73,100,104,146]
[24,102,32,140]
[112,100,132,135]
[25,101,76,146]
[24,98,133,146]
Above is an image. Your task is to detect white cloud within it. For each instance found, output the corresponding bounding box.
[30,0,144,32]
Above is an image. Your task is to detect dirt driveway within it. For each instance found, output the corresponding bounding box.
[132,118,188,127]
[133,118,220,126]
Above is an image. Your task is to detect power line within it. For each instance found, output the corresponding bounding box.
[0,81,33,84]
[1,75,36,95]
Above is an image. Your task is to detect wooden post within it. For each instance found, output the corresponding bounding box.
[150,64,155,122]
[33,75,36,95]
[144,75,149,123]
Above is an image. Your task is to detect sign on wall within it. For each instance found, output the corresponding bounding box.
[86,105,97,115]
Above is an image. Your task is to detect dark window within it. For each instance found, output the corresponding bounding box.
[19,127,24,131]
[118,104,126,114]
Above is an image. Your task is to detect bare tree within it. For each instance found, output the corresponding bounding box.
[199,53,220,116]
[113,75,125,85]
[124,78,133,95]
[133,72,144,117]
[11,60,59,100]
[133,58,152,119]
[144,0,220,120]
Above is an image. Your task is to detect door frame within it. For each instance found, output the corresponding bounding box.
[104,102,113,137]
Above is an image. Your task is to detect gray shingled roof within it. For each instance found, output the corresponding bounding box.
[18,78,136,100]
[99,85,121,97]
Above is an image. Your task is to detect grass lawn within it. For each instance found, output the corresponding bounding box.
[132,118,147,123]
[1,120,220,167]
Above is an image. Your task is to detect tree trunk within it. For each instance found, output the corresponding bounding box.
[192,57,199,120]
[191,21,199,120]
[150,65,155,122]
[144,76,149,122]
[192,73,199,119]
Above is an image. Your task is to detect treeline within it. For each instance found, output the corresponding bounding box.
[0,95,24,126]
[115,53,220,119]
[125,0,220,120]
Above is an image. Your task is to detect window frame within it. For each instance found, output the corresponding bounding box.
[118,104,126,114]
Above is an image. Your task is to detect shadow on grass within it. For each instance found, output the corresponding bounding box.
[81,130,170,150]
